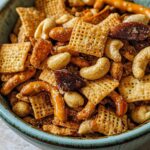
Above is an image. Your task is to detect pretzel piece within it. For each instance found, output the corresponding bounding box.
[29,92,53,119]
[66,19,109,57]
[16,7,45,38]
[101,0,150,18]
[39,69,57,87]
[119,75,150,103]
[0,43,31,73]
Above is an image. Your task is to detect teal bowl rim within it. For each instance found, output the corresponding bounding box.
[0,95,150,148]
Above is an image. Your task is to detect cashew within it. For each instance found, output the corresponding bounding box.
[47,52,71,70]
[64,92,84,108]
[80,57,110,80]
[132,46,150,79]
[82,0,95,6]
[131,105,150,124]
[34,17,56,40]
[105,39,124,62]
[12,101,31,117]
[123,14,149,25]
[63,17,78,29]
[56,14,73,25]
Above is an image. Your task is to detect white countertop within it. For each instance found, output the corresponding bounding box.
[0,118,41,150]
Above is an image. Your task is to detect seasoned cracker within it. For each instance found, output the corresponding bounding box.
[81,77,119,105]
[0,42,31,73]
[29,92,53,119]
[18,26,28,43]
[16,7,45,38]
[99,13,121,31]
[119,75,150,103]
[67,19,109,57]
[35,0,67,18]
[95,105,128,135]
[43,124,77,136]
[39,69,57,87]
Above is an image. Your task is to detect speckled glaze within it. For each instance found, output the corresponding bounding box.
[0,1,150,150]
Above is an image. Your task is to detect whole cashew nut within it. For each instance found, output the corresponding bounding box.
[64,92,84,108]
[34,17,56,40]
[80,57,110,80]
[105,39,124,62]
[56,14,73,25]
[132,46,150,79]
[47,52,71,70]
[123,14,149,25]
[63,17,79,29]
[131,105,150,124]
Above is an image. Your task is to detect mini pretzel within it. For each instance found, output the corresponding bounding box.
[50,87,67,122]
[95,0,150,18]
[108,91,128,117]
[1,68,36,95]
[70,57,90,68]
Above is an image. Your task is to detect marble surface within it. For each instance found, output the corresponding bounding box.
[0,118,41,150]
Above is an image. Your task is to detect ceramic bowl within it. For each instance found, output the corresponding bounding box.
[0,0,150,150]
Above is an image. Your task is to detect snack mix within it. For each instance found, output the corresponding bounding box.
[0,0,150,137]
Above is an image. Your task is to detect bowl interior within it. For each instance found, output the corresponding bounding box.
[0,0,150,148]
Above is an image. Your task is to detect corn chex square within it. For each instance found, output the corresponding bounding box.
[95,105,128,135]
[35,0,67,18]
[39,69,57,87]
[68,19,109,57]
[16,7,45,38]
[29,92,53,119]
[119,75,150,103]
[0,42,31,73]
[81,77,119,105]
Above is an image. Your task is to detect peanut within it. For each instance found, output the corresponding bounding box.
[64,92,84,108]
[47,52,71,70]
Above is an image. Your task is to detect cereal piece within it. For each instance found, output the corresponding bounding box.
[35,0,68,18]
[99,13,121,31]
[80,57,110,80]
[101,0,150,18]
[83,6,110,24]
[30,39,53,68]
[119,75,150,103]
[55,69,86,91]
[0,42,31,73]
[43,124,77,136]
[18,26,28,43]
[78,105,128,135]
[39,69,57,87]
[1,68,36,95]
[123,62,133,77]
[131,105,150,124]
[29,92,53,119]
[110,22,150,41]
[8,91,18,106]
[132,46,150,79]
[16,7,45,38]
[81,77,119,105]
[66,19,109,57]
[52,119,79,130]
[110,62,123,81]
